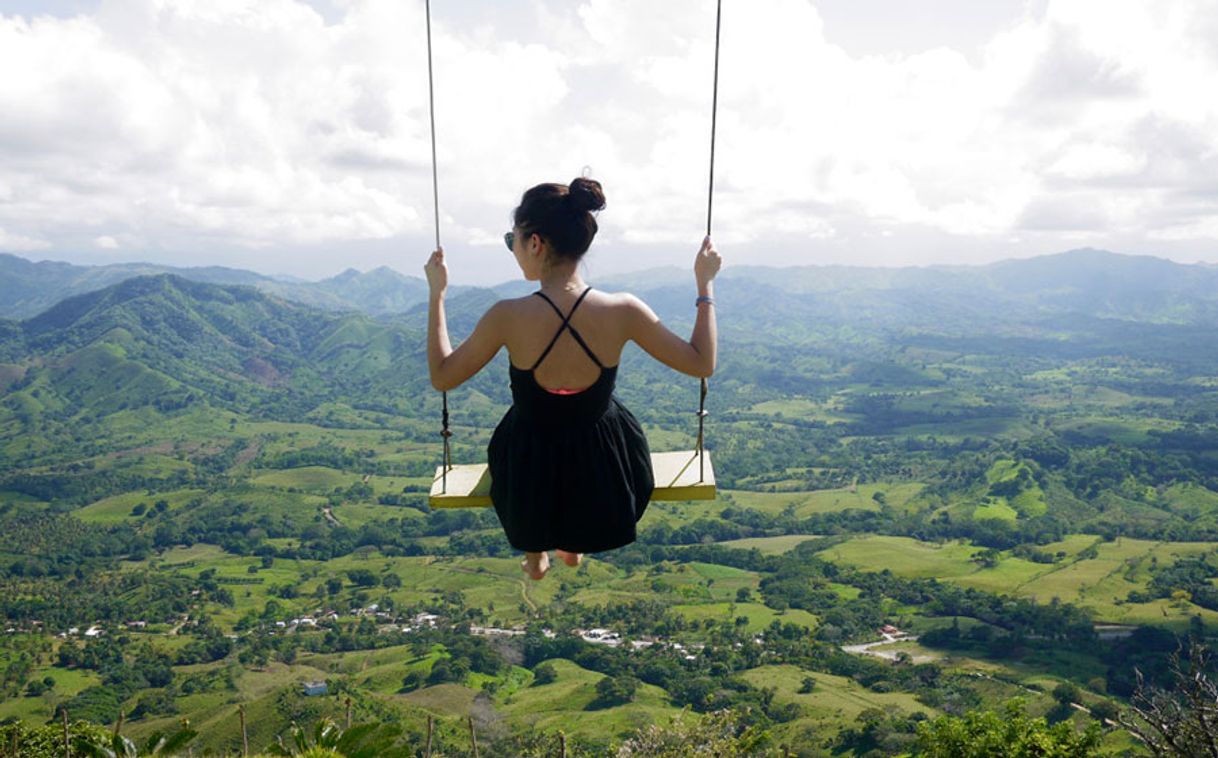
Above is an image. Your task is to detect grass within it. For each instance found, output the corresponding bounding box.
[76,488,206,524]
[251,466,353,492]
[737,664,933,739]
[814,534,1218,627]
[715,534,823,554]
[670,602,818,633]
[817,536,983,580]
[497,658,680,742]
[723,481,924,517]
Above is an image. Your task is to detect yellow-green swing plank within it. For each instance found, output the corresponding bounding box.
[429,449,716,508]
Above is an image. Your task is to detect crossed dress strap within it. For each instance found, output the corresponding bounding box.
[529,286,604,371]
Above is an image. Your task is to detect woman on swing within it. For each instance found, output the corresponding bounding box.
[425,177,720,580]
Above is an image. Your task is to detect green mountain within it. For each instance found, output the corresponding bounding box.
[0,275,436,449]
[317,265,430,312]
[0,253,456,319]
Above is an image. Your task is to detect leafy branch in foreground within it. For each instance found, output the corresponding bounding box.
[916,698,1102,758]
[268,718,408,758]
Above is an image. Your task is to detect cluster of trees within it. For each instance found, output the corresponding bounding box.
[1134,554,1218,610]
[56,638,175,723]
[400,630,505,692]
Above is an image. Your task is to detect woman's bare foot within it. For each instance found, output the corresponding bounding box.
[521,551,550,580]
[555,549,582,567]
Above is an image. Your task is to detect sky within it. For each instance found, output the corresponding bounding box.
[2,0,1217,285]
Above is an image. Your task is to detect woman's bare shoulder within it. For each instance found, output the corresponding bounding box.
[595,289,649,310]
[489,294,535,315]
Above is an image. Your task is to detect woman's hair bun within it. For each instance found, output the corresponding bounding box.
[566,177,606,214]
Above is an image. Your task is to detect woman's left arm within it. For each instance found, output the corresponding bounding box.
[425,248,506,391]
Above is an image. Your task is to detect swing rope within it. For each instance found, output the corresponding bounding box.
[425,0,453,491]
[697,0,722,483]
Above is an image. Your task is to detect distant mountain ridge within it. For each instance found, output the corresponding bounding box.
[0,253,439,320]
[6,248,1218,326]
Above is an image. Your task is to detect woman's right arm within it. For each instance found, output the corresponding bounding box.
[425,248,506,391]
[626,236,721,378]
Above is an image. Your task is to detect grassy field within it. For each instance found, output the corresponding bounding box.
[497,658,680,742]
[723,481,925,517]
[670,602,818,633]
[76,488,208,524]
[715,534,823,554]
[814,534,1218,626]
[738,663,933,746]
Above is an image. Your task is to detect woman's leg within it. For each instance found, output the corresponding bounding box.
[555,549,582,567]
[521,551,550,580]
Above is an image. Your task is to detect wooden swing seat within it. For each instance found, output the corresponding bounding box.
[429,449,716,508]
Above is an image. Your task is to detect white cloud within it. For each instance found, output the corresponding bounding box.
[0,225,50,251]
[95,235,119,249]
[1,0,1218,282]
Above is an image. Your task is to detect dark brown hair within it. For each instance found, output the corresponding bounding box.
[513,177,606,261]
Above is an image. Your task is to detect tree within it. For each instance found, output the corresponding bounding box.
[426,657,468,686]
[346,569,378,588]
[0,720,113,758]
[1052,681,1081,706]
[589,675,639,709]
[798,676,816,694]
[268,717,407,757]
[1121,642,1218,757]
[616,709,775,757]
[400,670,424,692]
[532,662,558,686]
[916,699,1101,758]
[1088,699,1119,723]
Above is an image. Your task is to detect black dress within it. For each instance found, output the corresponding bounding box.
[488,287,654,553]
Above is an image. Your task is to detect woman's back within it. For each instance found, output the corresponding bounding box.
[501,288,632,392]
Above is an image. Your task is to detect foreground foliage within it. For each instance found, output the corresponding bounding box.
[915,699,1102,758]
[614,709,775,757]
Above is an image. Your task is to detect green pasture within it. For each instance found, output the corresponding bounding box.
[739,664,931,726]
[670,602,817,633]
[497,658,679,742]
[570,563,706,608]
[816,536,983,580]
[251,466,353,492]
[1051,416,1180,445]
[972,500,1019,522]
[76,488,207,524]
[300,644,446,696]
[816,534,1218,626]
[1160,483,1218,518]
[892,415,1036,440]
[1039,535,1103,559]
[747,397,854,424]
[715,534,823,554]
[952,558,1054,594]
[642,499,725,530]
[0,692,49,722]
[0,664,103,723]
[723,481,924,517]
